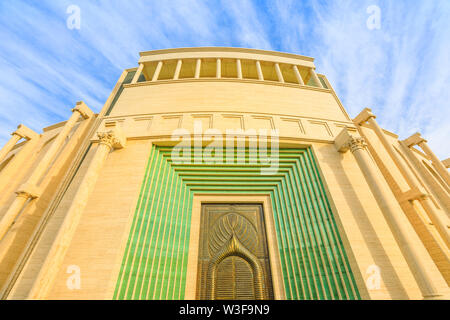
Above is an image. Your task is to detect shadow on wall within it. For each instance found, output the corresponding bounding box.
[319,149,409,299]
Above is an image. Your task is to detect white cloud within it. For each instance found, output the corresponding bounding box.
[222,0,272,50]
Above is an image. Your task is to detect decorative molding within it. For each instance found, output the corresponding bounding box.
[280,117,305,134]
[162,114,183,128]
[334,123,357,133]
[100,112,355,144]
[308,120,333,137]
[192,114,213,129]
[251,115,275,130]
[221,114,245,130]
[133,116,153,132]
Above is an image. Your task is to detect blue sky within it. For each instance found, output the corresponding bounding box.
[0,0,449,158]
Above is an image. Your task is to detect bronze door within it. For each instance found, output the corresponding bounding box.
[196,204,274,300]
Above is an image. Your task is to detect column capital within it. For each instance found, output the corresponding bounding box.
[353,108,376,125]
[335,128,367,153]
[403,132,427,147]
[97,127,126,150]
[72,101,94,119]
[15,183,40,199]
[14,124,39,140]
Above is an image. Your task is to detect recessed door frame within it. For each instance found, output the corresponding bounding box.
[185,194,286,300]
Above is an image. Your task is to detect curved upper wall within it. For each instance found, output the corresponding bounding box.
[138,47,315,67]
[102,47,352,140]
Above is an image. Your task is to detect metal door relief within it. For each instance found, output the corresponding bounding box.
[196,204,274,300]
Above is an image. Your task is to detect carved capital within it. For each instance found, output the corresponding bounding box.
[15,183,40,199]
[344,137,367,153]
[353,108,376,125]
[335,128,367,153]
[97,127,126,150]
[403,132,427,147]
[14,124,39,140]
[72,101,94,119]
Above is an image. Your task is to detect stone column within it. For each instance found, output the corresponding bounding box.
[404,133,450,186]
[216,58,221,78]
[130,63,144,84]
[195,59,201,79]
[354,108,450,248]
[335,128,444,299]
[274,63,284,83]
[173,59,182,80]
[236,59,243,79]
[292,65,304,85]
[152,61,163,82]
[309,68,323,88]
[256,60,264,81]
[0,102,93,240]
[0,125,39,163]
[28,127,126,299]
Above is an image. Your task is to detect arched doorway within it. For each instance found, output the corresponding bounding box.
[196,204,274,300]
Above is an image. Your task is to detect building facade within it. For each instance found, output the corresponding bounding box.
[0,47,448,300]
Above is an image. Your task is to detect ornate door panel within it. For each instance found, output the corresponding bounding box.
[196,204,274,300]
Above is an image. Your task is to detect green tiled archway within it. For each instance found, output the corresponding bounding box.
[113,145,360,300]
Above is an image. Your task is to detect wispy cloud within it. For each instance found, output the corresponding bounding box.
[0,0,448,159]
[305,0,450,158]
[222,0,272,50]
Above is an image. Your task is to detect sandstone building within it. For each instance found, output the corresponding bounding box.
[0,47,449,300]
